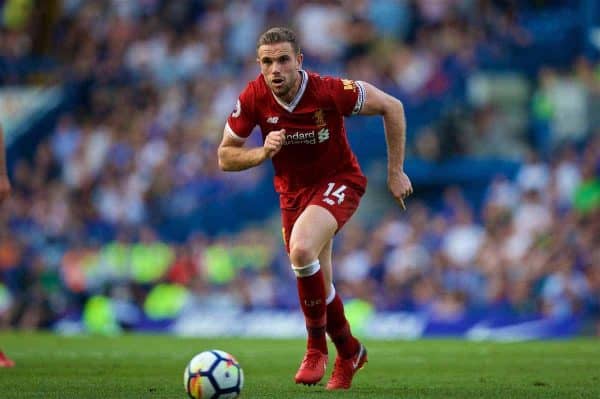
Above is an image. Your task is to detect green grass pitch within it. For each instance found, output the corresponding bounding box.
[0,333,598,398]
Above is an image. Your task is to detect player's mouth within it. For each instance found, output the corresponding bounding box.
[271,77,285,88]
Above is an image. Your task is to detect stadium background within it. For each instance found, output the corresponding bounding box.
[0,0,598,340]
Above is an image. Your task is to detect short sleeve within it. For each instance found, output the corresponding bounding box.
[321,76,366,117]
[225,83,257,140]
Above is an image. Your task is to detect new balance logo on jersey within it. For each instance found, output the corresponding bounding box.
[267,116,279,124]
[317,128,329,143]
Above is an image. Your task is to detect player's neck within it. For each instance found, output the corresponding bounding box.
[277,70,303,105]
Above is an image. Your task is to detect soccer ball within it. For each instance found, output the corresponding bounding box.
[184,350,244,399]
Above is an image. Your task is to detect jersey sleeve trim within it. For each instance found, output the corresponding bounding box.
[225,122,246,141]
[352,81,366,115]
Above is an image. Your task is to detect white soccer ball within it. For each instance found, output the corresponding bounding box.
[184,350,244,399]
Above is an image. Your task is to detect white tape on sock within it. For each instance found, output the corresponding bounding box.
[326,284,336,305]
[292,260,320,277]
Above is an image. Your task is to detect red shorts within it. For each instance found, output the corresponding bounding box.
[279,173,366,253]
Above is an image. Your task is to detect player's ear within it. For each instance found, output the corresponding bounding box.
[297,53,303,70]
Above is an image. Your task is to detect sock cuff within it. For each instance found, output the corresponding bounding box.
[326,284,336,305]
[292,260,320,277]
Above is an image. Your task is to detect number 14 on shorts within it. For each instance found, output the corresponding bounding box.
[323,182,347,205]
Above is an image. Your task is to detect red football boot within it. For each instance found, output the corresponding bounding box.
[326,343,367,390]
[294,348,328,385]
[0,351,15,368]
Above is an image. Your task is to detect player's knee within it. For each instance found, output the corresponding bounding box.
[289,241,318,270]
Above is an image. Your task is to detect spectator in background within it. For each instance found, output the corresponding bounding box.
[293,0,346,67]
[0,123,9,202]
[0,124,15,368]
[546,65,589,147]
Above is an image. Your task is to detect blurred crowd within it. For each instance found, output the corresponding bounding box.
[1,134,598,333]
[0,0,599,334]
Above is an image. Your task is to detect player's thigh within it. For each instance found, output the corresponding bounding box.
[309,177,364,233]
[284,176,364,263]
[289,205,337,263]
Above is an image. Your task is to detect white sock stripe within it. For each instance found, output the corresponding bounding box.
[292,260,320,277]
[326,284,336,305]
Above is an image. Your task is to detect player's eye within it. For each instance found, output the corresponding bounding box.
[261,58,272,65]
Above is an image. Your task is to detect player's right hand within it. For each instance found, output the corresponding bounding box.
[263,129,285,158]
[388,170,412,211]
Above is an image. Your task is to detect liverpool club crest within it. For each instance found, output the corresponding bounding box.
[313,109,326,127]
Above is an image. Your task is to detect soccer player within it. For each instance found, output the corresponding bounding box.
[217,27,412,389]
[0,124,14,368]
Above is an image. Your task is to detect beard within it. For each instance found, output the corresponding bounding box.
[271,84,291,97]
[269,75,297,100]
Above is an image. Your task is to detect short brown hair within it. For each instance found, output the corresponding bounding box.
[256,27,300,54]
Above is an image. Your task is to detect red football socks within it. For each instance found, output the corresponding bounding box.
[326,293,360,358]
[296,269,327,354]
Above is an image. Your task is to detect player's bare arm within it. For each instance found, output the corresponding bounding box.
[0,124,11,204]
[358,82,412,209]
[218,128,285,171]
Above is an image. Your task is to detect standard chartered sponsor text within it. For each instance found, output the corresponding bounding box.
[283,128,329,145]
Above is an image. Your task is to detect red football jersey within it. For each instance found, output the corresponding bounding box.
[226,70,367,194]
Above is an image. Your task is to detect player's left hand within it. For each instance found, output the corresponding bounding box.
[0,174,11,204]
[388,170,412,210]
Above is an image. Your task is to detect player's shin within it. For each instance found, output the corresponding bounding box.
[326,285,360,358]
[293,260,327,354]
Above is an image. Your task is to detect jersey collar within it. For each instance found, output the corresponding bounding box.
[272,70,308,113]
